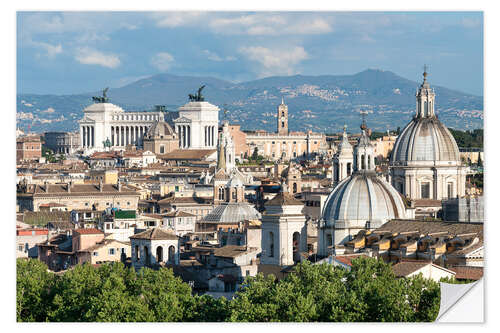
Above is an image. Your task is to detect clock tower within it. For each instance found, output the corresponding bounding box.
[277,97,289,135]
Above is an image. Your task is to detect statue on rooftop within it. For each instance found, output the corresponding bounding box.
[188,85,206,102]
[92,87,109,103]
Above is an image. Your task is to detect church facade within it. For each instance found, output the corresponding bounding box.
[389,69,467,200]
[246,99,326,161]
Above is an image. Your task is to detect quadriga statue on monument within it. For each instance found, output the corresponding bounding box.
[188,85,206,102]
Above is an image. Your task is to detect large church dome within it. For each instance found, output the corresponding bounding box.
[391,117,460,165]
[390,70,460,166]
[322,172,408,226]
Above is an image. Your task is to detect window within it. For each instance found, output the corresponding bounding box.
[293,141,296,144]
[421,182,430,199]
[272,141,275,144]
[127,202,130,206]
[447,183,453,199]
[269,232,274,257]
[85,203,89,206]
[93,252,99,256]
[160,145,165,154]
[109,248,115,255]
[18,244,23,252]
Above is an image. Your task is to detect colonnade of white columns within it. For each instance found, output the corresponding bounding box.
[110,125,148,147]
[176,124,193,148]
[81,126,95,147]
[204,125,215,147]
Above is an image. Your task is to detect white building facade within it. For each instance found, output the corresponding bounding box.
[79,102,166,152]
[174,101,219,149]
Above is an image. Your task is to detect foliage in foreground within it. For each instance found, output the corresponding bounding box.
[17,257,440,322]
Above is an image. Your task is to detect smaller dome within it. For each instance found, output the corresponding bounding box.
[203,203,261,223]
[145,121,175,139]
[322,171,407,226]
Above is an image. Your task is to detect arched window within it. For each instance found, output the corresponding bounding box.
[326,234,333,253]
[135,245,140,261]
[368,155,371,169]
[293,232,300,263]
[361,154,366,170]
[168,245,176,263]
[269,232,274,257]
[293,182,298,193]
[144,246,150,265]
[156,246,163,263]
[424,101,428,116]
[347,162,352,176]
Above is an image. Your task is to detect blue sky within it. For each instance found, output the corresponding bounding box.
[17,11,483,95]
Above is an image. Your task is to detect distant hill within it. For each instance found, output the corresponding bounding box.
[16,69,483,134]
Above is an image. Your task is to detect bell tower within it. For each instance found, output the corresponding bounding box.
[416,65,436,118]
[277,97,289,135]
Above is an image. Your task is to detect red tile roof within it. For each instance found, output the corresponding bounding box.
[450,266,483,281]
[74,228,103,235]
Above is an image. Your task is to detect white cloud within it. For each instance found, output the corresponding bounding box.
[209,14,332,35]
[202,50,236,62]
[462,17,481,28]
[31,41,62,58]
[153,12,207,27]
[152,12,332,36]
[151,52,175,71]
[239,45,308,77]
[75,47,121,68]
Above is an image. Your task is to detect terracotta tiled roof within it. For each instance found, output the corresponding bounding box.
[391,261,430,277]
[334,254,368,267]
[165,211,196,217]
[159,149,216,160]
[450,266,483,280]
[378,220,483,240]
[74,228,103,235]
[158,196,213,205]
[129,227,178,240]
[212,245,258,258]
[29,183,138,195]
[90,152,118,159]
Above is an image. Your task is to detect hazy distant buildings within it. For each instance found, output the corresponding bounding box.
[245,99,326,161]
[44,131,80,154]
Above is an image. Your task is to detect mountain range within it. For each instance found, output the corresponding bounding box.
[17,69,483,134]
